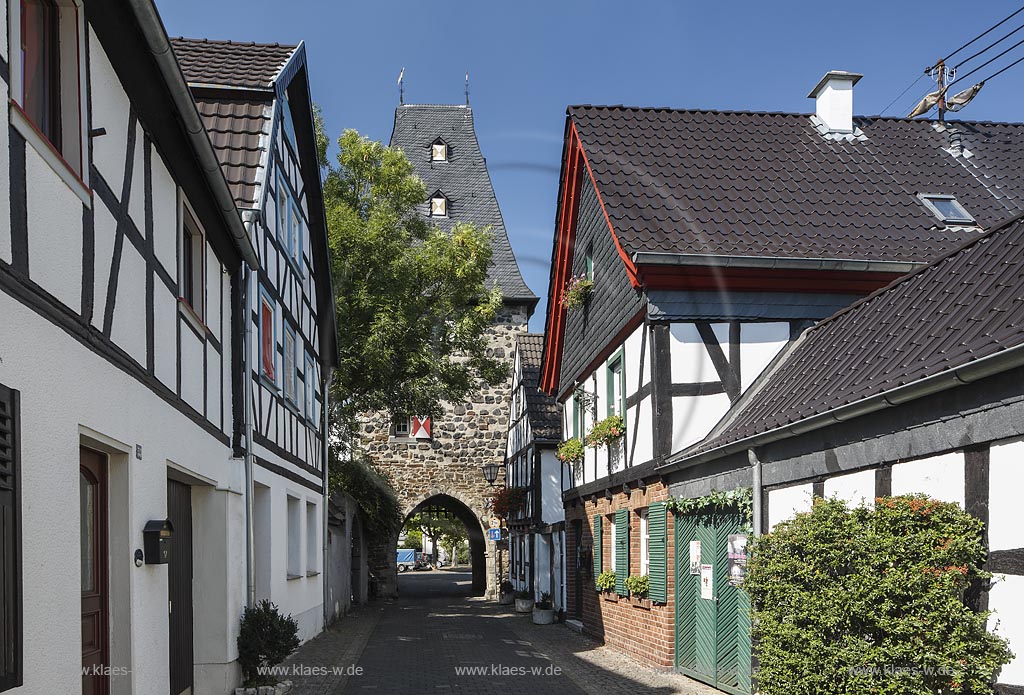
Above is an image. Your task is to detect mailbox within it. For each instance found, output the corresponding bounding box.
[143,518,174,564]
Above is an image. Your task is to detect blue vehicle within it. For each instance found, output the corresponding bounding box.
[397,549,416,573]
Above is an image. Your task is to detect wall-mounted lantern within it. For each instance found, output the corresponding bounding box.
[143,518,174,564]
[481,463,499,487]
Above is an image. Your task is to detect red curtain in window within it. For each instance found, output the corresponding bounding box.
[261,302,275,380]
[21,0,61,147]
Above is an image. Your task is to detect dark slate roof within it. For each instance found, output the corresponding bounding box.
[192,95,271,208]
[686,211,1024,458]
[570,105,1024,264]
[170,37,295,89]
[390,105,537,303]
[518,334,561,441]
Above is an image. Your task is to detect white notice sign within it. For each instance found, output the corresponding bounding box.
[700,564,714,600]
[689,541,701,575]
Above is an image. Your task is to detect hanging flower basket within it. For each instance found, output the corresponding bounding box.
[491,486,528,518]
[561,273,594,309]
[556,438,585,464]
[585,415,625,448]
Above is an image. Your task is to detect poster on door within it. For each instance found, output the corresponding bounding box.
[728,534,748,586]
[700,564,714,600]
[689,540,701,575]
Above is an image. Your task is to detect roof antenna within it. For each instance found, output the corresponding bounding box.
[398,67,405,105]
[465,70,470,106]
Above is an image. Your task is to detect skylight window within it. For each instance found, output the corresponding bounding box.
[431,139,448,162]
[919,194,974,224]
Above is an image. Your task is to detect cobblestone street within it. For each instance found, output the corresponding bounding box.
[285,569,719,695]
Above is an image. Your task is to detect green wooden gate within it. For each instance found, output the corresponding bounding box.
[674,511,751,695]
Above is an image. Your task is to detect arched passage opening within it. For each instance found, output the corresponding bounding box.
[397,494,487,596]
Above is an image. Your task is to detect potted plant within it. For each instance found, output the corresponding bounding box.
[235,600,299,693]
[586,415,625,448]
[498,579,515,605]
[561,272,594,309]
[596,570,616,593]
[624,574,649,600]
[491,486,529,518]
[532,592,556,625]
[514,588,534,613]
[556,437,585,465]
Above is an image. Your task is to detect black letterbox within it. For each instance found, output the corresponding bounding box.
[143,518,174,564]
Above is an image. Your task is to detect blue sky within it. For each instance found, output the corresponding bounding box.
[156,0,1024,331]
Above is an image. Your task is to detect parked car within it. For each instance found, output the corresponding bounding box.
[397,549,416,573]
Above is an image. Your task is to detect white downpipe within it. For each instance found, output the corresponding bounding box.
[749,448,763,537]
[321,380,331,628]
[242,241,256,609]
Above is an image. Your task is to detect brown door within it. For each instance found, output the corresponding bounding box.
[80,447,109,695]
[167,479,193,695]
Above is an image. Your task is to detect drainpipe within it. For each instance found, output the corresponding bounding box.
[749,448,763,537]
[242,213,257,609]
[321,378,331,628]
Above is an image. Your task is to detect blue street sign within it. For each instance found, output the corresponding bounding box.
[487,528,501,541]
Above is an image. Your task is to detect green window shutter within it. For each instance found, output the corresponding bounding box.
[592,515,602,588]
[615,509,628,594]
[648,502,668,602]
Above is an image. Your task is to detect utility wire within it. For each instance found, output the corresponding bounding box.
[881,74,927,115]
[950,34,1024,87]
[954,22,1024,69]
[973,51,1024,85]
[943,5,1024,63]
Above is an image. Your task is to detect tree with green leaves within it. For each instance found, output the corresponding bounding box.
[318,127,505,432]
[403,512,467,565]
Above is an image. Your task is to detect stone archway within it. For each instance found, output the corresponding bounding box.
[403,492,488,595]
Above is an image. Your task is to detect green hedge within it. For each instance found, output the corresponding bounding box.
[745,495,1012,695]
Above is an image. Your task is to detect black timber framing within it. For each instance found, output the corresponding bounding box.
[695,321,740,402]
[650,323,673,462]
[8,129,28,273]
[253,454,322,494]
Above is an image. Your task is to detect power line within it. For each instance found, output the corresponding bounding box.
[954,22,1024,69]
[943,5,1024,63]
[881,74,926,115]
[973,51,1024,85]
[950,34,1024,87]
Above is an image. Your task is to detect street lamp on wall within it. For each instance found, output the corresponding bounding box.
[481,463,500,487]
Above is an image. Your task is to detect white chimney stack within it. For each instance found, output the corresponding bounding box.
[808,71,862,134]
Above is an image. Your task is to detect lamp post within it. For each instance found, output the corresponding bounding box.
[481,462,502,599]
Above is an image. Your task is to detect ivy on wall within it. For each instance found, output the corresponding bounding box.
[666,488,753,531]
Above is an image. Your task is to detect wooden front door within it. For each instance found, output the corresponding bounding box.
[80,447,109,695]
[167,479,194,695]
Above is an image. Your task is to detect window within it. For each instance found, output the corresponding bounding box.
[430,192,448,217]
[585,248,594,281]
[393,414,411,437]
[283,325,297,404]
[607,354,624,417]
[278,178,288,242]
[609,515,616,571]
[304,354,317,423]
[305,502,318,575]
[0,384,22,691]
[12,0,87,188]
[259,291,276,382]
[431,139,448,162]
[180,200,205,321]
[289,206,302,267]
[286,495,301,579]
[919,194,974,224]
[639,508,650,576]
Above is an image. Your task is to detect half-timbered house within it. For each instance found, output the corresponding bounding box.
[504,334,566,612]
[0,1,261,693]
[171,37,339,643]
[541,72,1024,686]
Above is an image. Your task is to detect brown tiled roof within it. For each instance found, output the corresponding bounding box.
[686,211,1024,458]
[570,106,1024,264]
[193,96,271,208]
[518,334,561,441]
[170,37,295,89]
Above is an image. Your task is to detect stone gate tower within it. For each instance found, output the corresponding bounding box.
[362,104,537,598]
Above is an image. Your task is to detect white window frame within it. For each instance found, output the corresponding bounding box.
[609,515,617,572]
[305,501,319,575]
[286,495,302,579]
[431,139,448,162]
[430,193,448,218]
[259,288,277,385]
[283,324,297,405]
[393,414,411,437]
[639,508,650,576]
[178,193,206,327]
[8,0,91,203]
[304,353,317,424]
[918,193,974,224]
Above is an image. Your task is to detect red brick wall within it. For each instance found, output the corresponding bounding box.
[564,481,676,669]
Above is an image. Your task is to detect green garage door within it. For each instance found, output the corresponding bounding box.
[674,511,751,695]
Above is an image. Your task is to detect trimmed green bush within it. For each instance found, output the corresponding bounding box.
[596,570,616,592]
[624,574,649,598]
[745,495,1012,695]
[237,600,300,687]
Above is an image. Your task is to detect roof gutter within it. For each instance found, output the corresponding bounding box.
[128,0,258,269]
[631,251,922,274]
[658,342,1024,475]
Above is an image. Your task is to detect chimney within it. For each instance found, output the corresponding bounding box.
[808,71,863,134]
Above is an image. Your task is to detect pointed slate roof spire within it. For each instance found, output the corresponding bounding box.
[390,104,537,307]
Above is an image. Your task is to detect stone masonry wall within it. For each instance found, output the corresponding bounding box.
[362,304,529,598]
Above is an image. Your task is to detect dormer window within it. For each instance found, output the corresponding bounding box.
[431,139,448,162]
[430,192,449,217]
[919,194,974,225]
